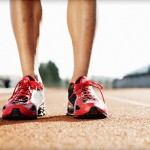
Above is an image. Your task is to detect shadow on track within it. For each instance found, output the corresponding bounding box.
[0,115,107,126]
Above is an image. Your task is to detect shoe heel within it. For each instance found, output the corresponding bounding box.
[38,105,46,116]
[66,107,74,116]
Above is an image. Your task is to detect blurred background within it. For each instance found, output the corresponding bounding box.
[0,0,150,88]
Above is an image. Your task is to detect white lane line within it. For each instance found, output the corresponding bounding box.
[0,88,13,94]
[106,95,150,108]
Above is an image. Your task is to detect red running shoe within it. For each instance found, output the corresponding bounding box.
[2,75,45,119]
[67,76,107,118]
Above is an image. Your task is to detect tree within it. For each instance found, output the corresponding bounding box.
[39,60,61,87]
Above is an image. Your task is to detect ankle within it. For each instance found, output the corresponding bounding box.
[23,73,42,82]
[71,75,87,83]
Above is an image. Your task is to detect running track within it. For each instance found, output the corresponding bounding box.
[0,88,149,150]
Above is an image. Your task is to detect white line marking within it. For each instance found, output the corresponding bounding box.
[0,88,13,94]
[106,95,150,108]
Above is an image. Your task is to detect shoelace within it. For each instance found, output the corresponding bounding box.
[70,80,105,103]
[9,77,42,102]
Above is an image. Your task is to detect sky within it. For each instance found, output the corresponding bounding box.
[0,0,150,79]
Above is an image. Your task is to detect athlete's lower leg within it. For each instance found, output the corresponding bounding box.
[2,0,45,119]
[10,0,42,80]
[67,0,97,82]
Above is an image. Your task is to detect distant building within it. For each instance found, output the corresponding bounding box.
[0,75,21,88]
[113,65,150,88]
[0,76,10,88]
[90,75,114,88]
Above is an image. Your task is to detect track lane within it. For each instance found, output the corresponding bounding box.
[0,88,149,150]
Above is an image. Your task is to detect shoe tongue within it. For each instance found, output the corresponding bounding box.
[75,76,88,84]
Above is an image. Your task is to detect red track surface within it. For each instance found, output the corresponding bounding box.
[0,88,150,150]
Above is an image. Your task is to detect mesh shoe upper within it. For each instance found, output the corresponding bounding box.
[2,75,45,119]
[9,76,44,105]
[67,76,108,117]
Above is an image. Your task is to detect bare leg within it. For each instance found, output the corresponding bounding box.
[67,0,97,82]
[10,0,42,80]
